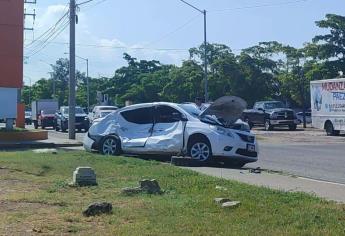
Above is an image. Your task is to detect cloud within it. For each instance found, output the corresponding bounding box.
[24,4,188,82]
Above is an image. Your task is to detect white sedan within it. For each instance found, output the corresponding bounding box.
[84,96,258,167]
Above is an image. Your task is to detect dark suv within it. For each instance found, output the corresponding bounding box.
[54,106,90,132]
[242,101,298,131]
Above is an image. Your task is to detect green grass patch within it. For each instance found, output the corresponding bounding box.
[0,127,28,133]
[0,151,344,235]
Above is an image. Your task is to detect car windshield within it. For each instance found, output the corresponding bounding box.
[264,102,285,110]
[42,110,56,115]
[178,104,201,118]
[63,107,85,114]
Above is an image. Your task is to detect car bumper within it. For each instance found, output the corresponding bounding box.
[211,135,259,163]
[270,119,299,125]
[83,133,96,152]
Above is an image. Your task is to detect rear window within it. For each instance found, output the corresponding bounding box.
[121,107,153,124]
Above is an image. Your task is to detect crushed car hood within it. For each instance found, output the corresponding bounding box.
[200,96,247,125]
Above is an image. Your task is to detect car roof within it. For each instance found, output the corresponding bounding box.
[118,102,182,113]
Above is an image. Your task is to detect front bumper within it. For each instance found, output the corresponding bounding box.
[211,133,259,163]
[270,119,299,125]
[83,133,96,152]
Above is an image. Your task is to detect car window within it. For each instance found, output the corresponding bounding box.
[155,105,181,123]
[121,107,153,124]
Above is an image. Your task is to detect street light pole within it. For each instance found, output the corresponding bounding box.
[180,0,208,102]
[86,58,89,112]
[64,53,90,112]
[203,10,208,102]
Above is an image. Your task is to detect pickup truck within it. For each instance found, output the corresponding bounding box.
[242,101,299,131]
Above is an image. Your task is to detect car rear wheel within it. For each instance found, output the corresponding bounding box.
[188,138,212,162]
[100,136,121,155]
[325,121,339,136]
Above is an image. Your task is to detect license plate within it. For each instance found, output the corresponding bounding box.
[247,144,255,152]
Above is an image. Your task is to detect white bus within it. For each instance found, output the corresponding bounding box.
[310,78,345,135]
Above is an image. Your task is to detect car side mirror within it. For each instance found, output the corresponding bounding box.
[258,108,264,111]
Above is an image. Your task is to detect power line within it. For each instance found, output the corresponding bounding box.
[25,19,70,58]
[145,12,202,47]
[24,39,190,53]
[210,0,310,13]
[24,7,69,49]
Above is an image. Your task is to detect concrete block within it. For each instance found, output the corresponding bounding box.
[72,167,97,186]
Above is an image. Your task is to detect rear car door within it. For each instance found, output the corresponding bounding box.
[145,105,184,154]
[118,106,154,148]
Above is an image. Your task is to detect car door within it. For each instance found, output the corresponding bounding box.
[145,105,184,154]
[117,106,154,149]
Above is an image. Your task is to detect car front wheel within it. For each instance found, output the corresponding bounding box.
[100,136,121,155]
[188,138,212,162]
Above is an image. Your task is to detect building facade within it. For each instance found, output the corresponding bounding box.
[0,0,24,120]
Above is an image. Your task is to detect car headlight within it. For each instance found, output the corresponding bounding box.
[210,125,234,138]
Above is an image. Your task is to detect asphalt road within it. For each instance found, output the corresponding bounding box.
[45,127,345,184]
[247,143,345,184]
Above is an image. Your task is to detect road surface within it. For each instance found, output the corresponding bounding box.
[247,143,345,184]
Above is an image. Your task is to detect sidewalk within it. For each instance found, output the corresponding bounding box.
[184,166,345,203]
[0,135,83,149]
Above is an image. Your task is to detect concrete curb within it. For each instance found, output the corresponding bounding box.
[0,142,83,150]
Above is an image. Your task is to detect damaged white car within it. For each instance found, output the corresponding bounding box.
[83,96,258,167]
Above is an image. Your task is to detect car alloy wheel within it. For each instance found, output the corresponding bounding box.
[101,137,120,155]
[190,142,210,161]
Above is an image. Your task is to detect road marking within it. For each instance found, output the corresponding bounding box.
[297,176,345,187]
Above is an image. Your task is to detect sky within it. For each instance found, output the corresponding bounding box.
[23,0,344,84]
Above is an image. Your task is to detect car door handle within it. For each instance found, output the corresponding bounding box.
[154,129,164,132]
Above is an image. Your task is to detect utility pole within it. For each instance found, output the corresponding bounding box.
[180,0,208,102]
[69,0,76,140]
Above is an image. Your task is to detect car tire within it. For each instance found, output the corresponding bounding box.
[61,121,67,132]
[289,124,297,131]
[264,119,273,131]
[188,136,212,162]
[55,123,60,131]
[34,121,38,129]
[325,121,339,136]
[244,118,253,130]
[100,136,121,155]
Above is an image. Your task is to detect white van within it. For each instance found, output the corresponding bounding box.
[310,78,345,135]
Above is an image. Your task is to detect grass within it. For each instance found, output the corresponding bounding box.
[0,151,344,235]
[0,127,28,133]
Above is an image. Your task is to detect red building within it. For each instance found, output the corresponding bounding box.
[0,0,24,124]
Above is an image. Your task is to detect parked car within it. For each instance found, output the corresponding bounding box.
[296,112,312,124]
[84,96,258,167]
[90,106,118,123]
[242,101,299,131]
[25,111,32,125]
[55,106,90,132]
